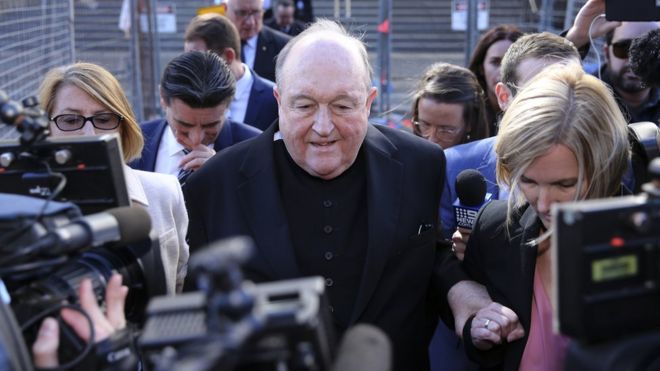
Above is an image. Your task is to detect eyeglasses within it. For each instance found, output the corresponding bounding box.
[611,39,632,59]
[51,113,123,132]
[413,120,462,137]
[231,8,263,19]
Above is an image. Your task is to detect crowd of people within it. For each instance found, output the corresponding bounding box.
[9,0,660,369]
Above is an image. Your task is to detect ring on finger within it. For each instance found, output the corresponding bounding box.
[484,319,491,329]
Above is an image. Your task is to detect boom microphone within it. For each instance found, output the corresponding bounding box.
[331,324,391,371]
[32,206,152,255]
[453,169,492,230]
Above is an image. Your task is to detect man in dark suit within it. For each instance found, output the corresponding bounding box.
[265,0,307,36]
[226,0,291,82]
[184,13,278,130]
[183,20,446,371]
[129,51,260,181]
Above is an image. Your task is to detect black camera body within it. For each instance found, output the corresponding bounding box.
[605,0,660,21]
[0,91,165,370]
[554,159,660,370]
[553,192,660,344]
[139,237,337,371]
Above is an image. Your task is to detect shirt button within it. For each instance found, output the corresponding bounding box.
[323,200,333,208]
[323,225,333,234]
[325,278,334,287]
[324,251,333,260]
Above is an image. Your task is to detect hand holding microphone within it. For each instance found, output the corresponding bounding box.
[452,169,492,261]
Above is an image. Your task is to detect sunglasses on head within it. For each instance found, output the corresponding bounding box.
[611,39,632,59]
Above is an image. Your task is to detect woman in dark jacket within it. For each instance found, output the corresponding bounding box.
[459,63,629,370]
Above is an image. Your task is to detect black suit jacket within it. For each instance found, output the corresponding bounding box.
[460,200,541,370]
[183,122,446,370]
[129,118,261,172]
[252,26,291,82]
[244,70,278,130]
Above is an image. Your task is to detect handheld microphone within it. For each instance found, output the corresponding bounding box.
[331,324,391,371]
[453,169,492,230]
[35,206,152,255]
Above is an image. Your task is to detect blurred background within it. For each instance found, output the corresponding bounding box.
[0,0,593,136]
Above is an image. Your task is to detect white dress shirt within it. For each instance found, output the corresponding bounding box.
[154,125,187,177]
[227,63,254,124]
[242,34,258,70]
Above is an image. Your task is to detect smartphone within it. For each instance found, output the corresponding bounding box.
[605,0,660,21]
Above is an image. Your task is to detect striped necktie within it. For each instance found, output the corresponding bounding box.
[177,148,193,185]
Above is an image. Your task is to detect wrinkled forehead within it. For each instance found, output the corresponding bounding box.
[281,35,370,87]
[228,0,263,10]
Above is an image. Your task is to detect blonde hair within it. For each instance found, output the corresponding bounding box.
[496,62,629,226]
[38,62,144,162]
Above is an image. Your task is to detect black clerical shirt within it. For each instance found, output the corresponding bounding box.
[274,139,368,330]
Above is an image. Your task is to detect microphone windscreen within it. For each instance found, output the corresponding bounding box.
[455,169,487,206]
[105,206,152,244]
[630,29,660,88]
[332,324,391,371]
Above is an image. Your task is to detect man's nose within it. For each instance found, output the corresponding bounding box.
[188,127,204,146]
[312,107,333,136]
[244,14,256,27]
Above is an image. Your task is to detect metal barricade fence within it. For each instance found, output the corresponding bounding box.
[1,0,595,128]
[0,0,74,139]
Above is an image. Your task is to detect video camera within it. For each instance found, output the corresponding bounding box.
[553,158,660,370]
[139,236,337,371]
[0,91,166,370]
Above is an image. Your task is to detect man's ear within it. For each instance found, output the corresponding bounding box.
[495,82,512,111]
[159,88,168,109]
[365,87,378,115]
[273,85,281,105]
[602,43,611,64]
[222,47,237,64]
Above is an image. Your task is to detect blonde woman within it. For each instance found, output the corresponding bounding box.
[39,62,189,295]
[458,62,629,370]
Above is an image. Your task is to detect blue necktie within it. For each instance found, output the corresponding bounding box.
[177,148,193,185]
[241,40,247,63]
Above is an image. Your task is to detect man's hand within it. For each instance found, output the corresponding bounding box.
[178,138,216,172]
[565,0,620,49]
[470,302,525,351]
[447,280,492,337]
[451,227,471,261]
[31,274,128,368]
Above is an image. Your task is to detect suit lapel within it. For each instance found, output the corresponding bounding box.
[349,126,403,323]
[237,124,300,279]
[515,206,541,328]
[141,120,168,172]
[244,78,262,127]
[254,29,271,74]
[215,119,234,152]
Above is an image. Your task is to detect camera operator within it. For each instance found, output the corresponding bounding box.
[31,274,130,369]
